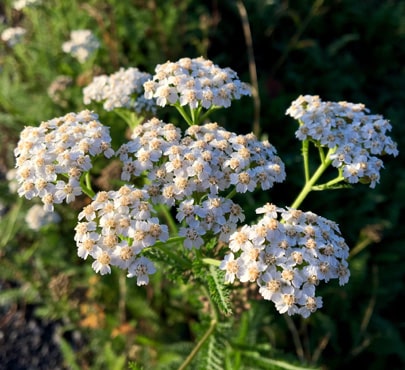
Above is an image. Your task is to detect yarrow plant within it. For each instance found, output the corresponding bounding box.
[286,95,399,191]
[62,29,100,64]
[13,57,398,325]
[83,67,157,128]
[12,0,41,11]
[143,56,252,125]
[221,204,350,318]
[25,204,61,231]
[14,110,114,211]
[1,27,27,47]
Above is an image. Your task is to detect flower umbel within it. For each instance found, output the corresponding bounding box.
[75,185,168,285]
[286,95,399,188]
[62,29,100,63]
[25,204,61,231]
[1,27,26,47]
[14,110,114,211]
[12,0,41,10]
[116,118,286,249]
[144,56,252,125]
[220,204,350,317]
[83,67,157,115]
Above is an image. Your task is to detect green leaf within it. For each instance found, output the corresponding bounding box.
[206,265,232,316]
[241,350,321,370]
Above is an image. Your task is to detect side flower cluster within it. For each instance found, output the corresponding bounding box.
[62,29,100,64]
[83,67,157,114]
[220,204,350,317]
[12,0,41,10]
[74,185,169,285]
[1,26,26,47]
[25,204,61,231]
[116,118,286,249]
[14,110,114,211]
[286,95,399,188]
[143,56,252,109]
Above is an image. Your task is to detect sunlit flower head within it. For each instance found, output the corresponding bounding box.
[115,118,285,248]
[220,204,350,317]
[117,119,285,197]
[14,110,114,211]
[62,30,100,63]
[75,185,168,280]
[143,56,252,110]
[83,67,157,114]
[286,95,399,188]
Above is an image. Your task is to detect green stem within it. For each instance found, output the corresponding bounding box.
[179,284,218,370]
[302,139,310,182]
[289,148,335,209]
[174,103,194,126]
[80,172,95,198]
[202,258,221,267]
[349,238,373,259]
[115,110,144,130]
[178,319,217,370]
[225,188,237,200]
[312,174,346,190]
[190,105,203,125]
[317,143,326,163]
[199,106,220,124]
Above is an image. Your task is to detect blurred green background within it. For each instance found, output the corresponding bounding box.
[0,0,404,369]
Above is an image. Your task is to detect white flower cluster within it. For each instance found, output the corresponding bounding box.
[116,118,286,249]
[143,56,252,109]
[220,204,350,318]
[1,27,26,47]
[13,0,40,10]
[83,67,157,114]
[25,204,61,231]
[14,110,114,211]
[286,95,399,188]
[74,185,169,285]
[62,30,100,64]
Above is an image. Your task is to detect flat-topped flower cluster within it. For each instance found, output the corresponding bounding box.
[75,185,168,286]
[14,110,114,211]
[220,204,350,317]
[83,67,156,114]
[12,0,41,10]
[286,95,399,188]
[115,117,285,249]
[62,29,100,64]
[143,56,251,110]
[1,26,26,47]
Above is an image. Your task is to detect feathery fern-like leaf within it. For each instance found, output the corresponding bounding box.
[206,265,232,316]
